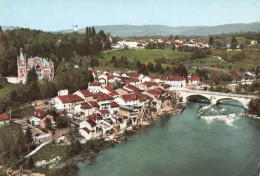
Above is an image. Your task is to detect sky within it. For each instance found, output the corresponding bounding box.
[1,0,260,31]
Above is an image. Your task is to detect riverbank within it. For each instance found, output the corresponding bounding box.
[30,101,185,175]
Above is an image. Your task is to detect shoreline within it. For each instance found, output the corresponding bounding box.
[53,103,185,169]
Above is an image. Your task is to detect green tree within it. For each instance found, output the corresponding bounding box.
[68,128,81,156]
[56,116,70,128]
[147,62,155,73]
[0,124,25,160]
[45,118,52,130]
[25,127,33,153]
[230,36,238,49]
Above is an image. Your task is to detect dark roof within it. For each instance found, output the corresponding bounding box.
[87,113,103,121]
[121,94,136,101]
[142,82,158,87]
[111,101,119,107]
[58,94,84,103]
[82,127,91,133]
[86,119,96,127]
[89,82,101,86]
[81,102,92,109]
[89,101,100,108]
[33,110,47,119]
[0,114,9,122]
[80,89,93,97]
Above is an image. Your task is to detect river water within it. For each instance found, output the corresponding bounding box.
[78,101,260,176]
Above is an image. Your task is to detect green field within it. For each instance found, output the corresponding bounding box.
[99,49,191,64]
[0,83,23,97]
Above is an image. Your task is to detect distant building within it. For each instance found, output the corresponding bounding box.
[17,48,54,83]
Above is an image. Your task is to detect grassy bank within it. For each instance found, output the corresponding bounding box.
[0,83,23,98]
[99,49,191,64]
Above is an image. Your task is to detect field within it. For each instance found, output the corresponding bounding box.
[99,49,191,64]
[0,83,23,97]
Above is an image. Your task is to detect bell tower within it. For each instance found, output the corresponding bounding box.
[17,48,27,83]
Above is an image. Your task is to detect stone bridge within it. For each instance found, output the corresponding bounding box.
[175,88,256,109]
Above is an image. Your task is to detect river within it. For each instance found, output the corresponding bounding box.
[77,101,260,176]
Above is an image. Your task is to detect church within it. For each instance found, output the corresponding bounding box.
[17,48,54,83]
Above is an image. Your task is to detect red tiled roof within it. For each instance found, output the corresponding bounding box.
[80,89,93,97]
[86,113,103,121]
[147,89,161,96]
[89,68,97,74]
[189,76,200,81]
[142,82,158,87]
[86,119,96,127]
[96,94,113,101]
[125,78,139,83]
[149,76,161,80]
[105,86,119,95]
[89,101,100,108]
[134,92,148,101]
[81,102,92,109]
[82,127,91,133]
[0,114,9,122]
[58,94,84,103]
[133,73,141,78]
[99,110,110,114]
[89,82,101,87]
[161,84,170,88]
[121,94,136,101]
[33,110,47,119]
[111,101,119,107]
[124,84,140,92]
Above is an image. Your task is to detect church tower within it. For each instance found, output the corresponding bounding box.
[17,48,27,83]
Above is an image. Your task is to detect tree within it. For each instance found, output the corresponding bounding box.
[230,36,238,49]
[175,35,179,40]
[155,62,164,74]
[25,127,33,153]
[91,26,96,37]
[27,157,35,169]
[0,124,25,160]
[147,62,155,73]
[68,128,81,156]
[39,79,56,99]
[56,116,70,128]
[208,36,214,47]
[45,118,52,130]
[169,35,173,40]
[111,56,116,64]
[24,68,41,101]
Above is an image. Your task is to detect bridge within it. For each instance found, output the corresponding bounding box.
[175,88,256,109]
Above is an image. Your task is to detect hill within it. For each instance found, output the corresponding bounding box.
[58,22,260,36]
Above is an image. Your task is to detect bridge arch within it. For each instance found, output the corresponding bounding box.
[186,94,210,103]
[215,97,248,109]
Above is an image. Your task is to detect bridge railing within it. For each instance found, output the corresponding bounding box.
[175,88,255,98]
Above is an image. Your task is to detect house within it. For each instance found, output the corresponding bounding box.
[96,93,113,110]
[160,84,170,91]
[79,119,97,140]
[98,110,111,119]
[134,92,151,105]
[89,101,100,111]
[89,68,97,80]
[145,89,162,99]
[0,114,9,126]
[51,94,84,113]
[123,84,141,92]
[86,113,103,123]
[115,88,129,95]
[73,89,93,101]
[118,105,140,125]
[74,102,94,118]
[102,86,120,98]
[142,76,151,83]
[138,82,158,91]
[166,77,186,88]
[117,94,137,106]
[30,109,55,128]
[125,78,140,86]
[133,73,144,82]
[149,76,161,83]
[189,76,200,84]
[88,82,102,93]
[110,101,119,115]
